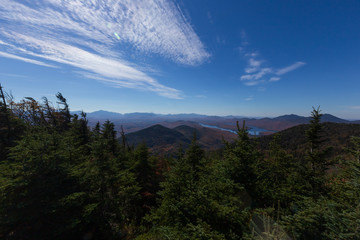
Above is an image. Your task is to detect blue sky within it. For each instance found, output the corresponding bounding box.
[0,0,359,119]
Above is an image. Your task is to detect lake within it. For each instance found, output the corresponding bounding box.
[198,123,275,136]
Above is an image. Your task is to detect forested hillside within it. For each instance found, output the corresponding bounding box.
[0,88,359,239]
[258,122,360,159]
[125,124,237,154]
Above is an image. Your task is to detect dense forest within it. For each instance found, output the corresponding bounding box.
[0,86,359,239]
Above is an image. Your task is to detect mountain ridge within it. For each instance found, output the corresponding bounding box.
[75,110,358,122]
[125,123,237,154]
[74,110,360,134]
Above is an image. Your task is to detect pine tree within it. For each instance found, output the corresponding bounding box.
[79,120,141,238]
[0,84,24,161]
[101,120,119,155]
[323,136,360,239]
[56,92,71,131]
[305,106,331,197]
[0,83,10,161]
[256,134,303,209]
[223,121,261,204]
[0,123,84,239]
[146,137,247,239]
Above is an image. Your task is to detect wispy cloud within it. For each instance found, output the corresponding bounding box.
[0,73,28,78]
[239,39,306,86]
[241,68,272,81]
[238,34,271,86]
[240,30,249,46]
[207,11,214,24]
[245,58,262,73]
[240,65,272,86]
[0,40,10,46]
[269,77,281,82]
[195,94,207,99]
[0,0,210,98]
[238,31,306,87]
[349,106,360,110]
[6,32,182,99]
[257,86,266,92]
[243,80,265,86]
[0,51,57,68]
[276,62,306,75]
[245,96,254,101]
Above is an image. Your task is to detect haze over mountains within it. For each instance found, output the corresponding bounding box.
[70,110,360,153]
[75,110,360,134]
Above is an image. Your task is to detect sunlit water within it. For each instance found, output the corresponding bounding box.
[198,123,275,136]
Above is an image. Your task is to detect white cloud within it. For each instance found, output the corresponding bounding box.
[245,58,262,73]
[237,47,244,53]
[349,106,360,110]
[240,30,249,46]
[207,11,213,24]
[249,58,261,67]
[0,40,9,46]
[238,39,270,87]
[241,68,272,81]
[0,0,210,65]
[243,80,264,86]
[238,31,306,88]
[245,52,258,57]
[0,73,28,78]
[269,77,281,82]
[240,50,272,86]
[0,0,209,98]
[5,32,182,99]
[0,51,57,68]
[195,94,207,99]
[245,96,254,101]
[276,61,306,75]
[257,87,266,92]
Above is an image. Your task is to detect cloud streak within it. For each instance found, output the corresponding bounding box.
[239,47,305,87]
[276,61,306,75]
[238,31,306,87]
[241,68,272,81]
[245,96,254,101]
[240,51,272,86]
[269,77,281,82]
[0,0,210,98]
[349,106,360,110]
[0,51,57,68]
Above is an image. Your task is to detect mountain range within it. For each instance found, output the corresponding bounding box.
[125,122,360,156]
[73,110,360,134]
[70,110,360,154]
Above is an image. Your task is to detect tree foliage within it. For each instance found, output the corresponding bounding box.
[0,85,359,239]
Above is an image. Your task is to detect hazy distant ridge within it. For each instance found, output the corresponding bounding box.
[72,110,360,134]
[75,110,358,122]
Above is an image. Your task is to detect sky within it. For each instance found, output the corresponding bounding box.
[0,0,359,119]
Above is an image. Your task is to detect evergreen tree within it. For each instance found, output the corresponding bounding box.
[322,136,360,239]
[0,84,11,161]
[256,134,304,209]
[2,89,360,239]
[55,92,71,131]
[0,125,84,239]
[130,143,158,222]
[146,137,247,239]
[0,84,24,161]
[79,120,141,239]
[305,107,332,197]
[101,120,119,155]
[223,121,261,205]
[346,136,360,163]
